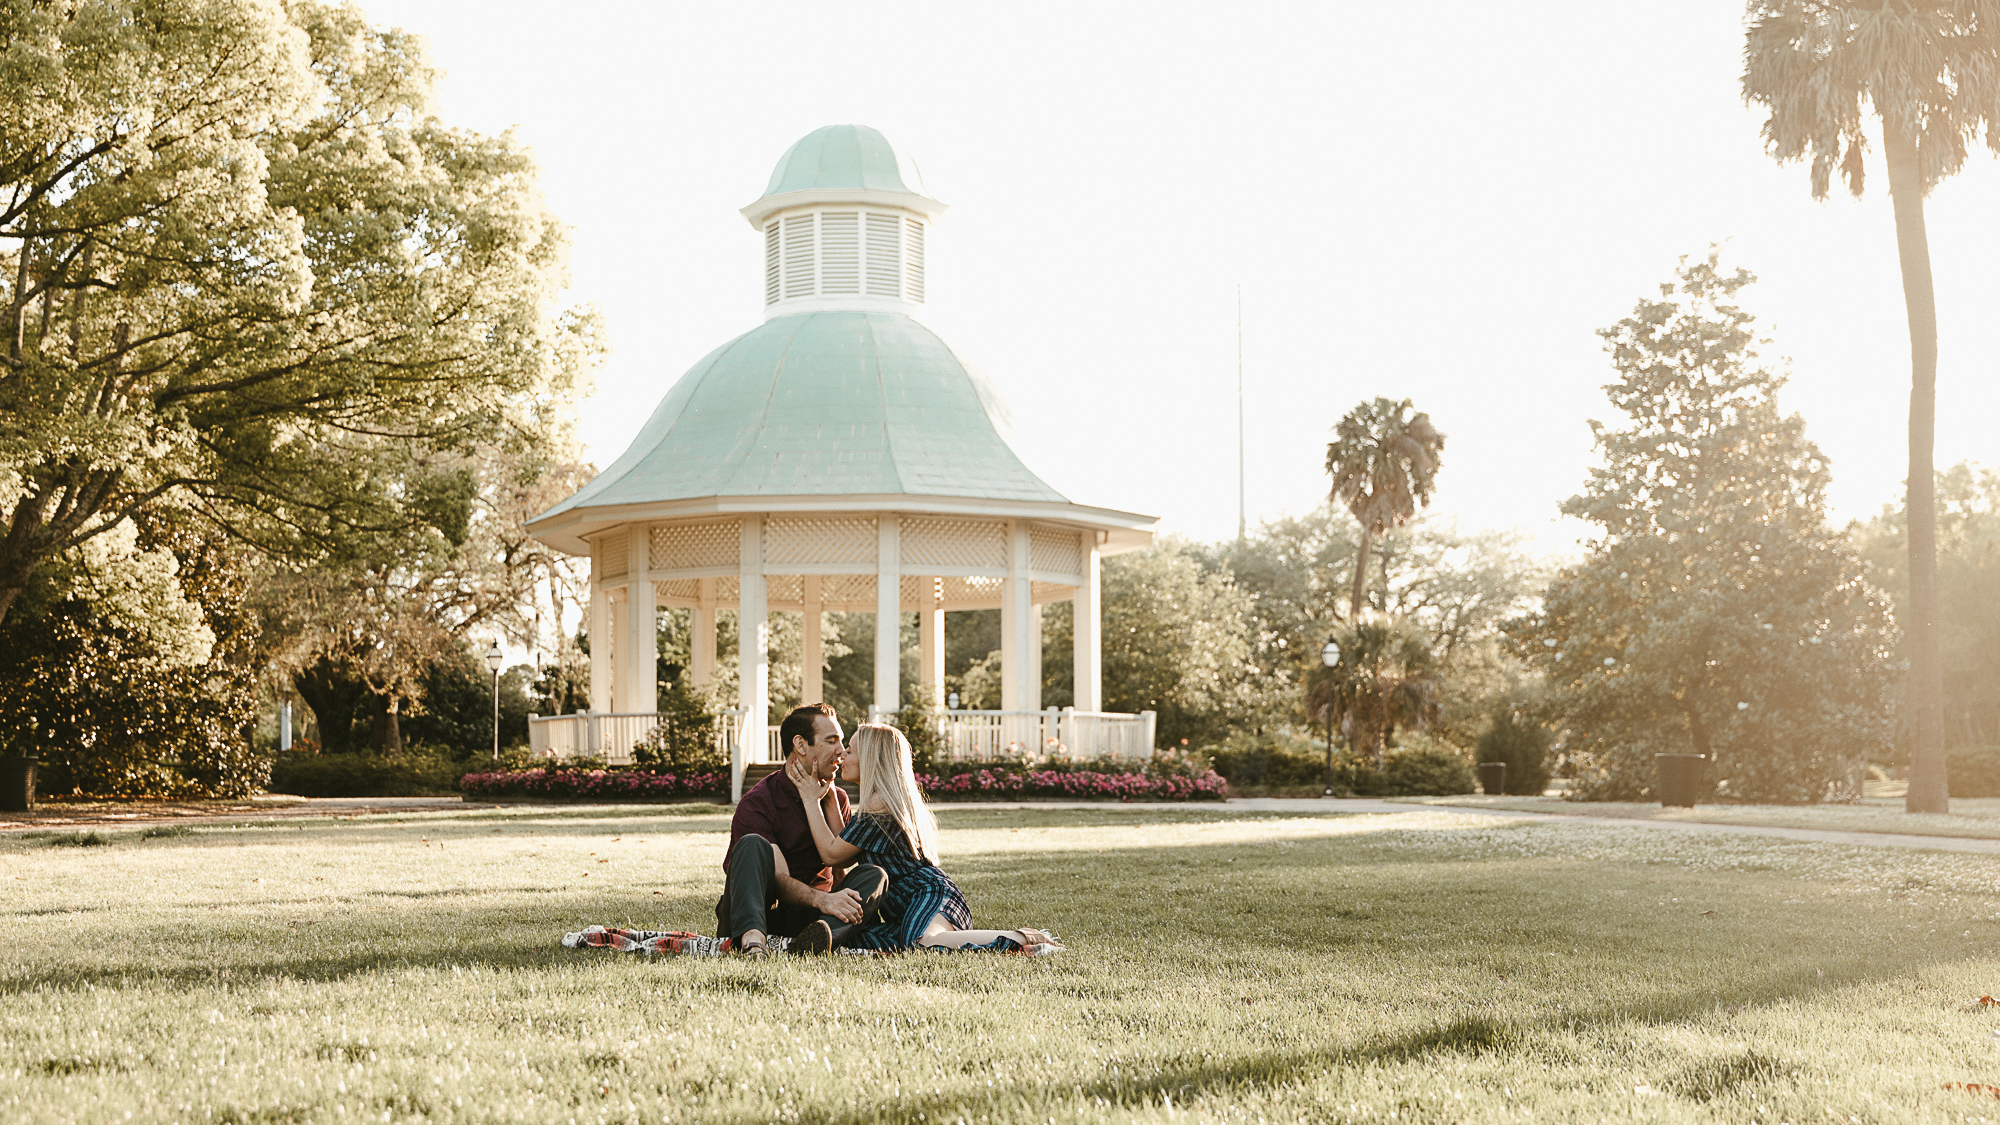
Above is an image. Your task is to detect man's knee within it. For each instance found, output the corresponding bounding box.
[843,863,888,899]
[729,834,776,875]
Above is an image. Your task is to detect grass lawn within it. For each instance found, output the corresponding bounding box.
[9,806,2000,1123]
[1395,794,2000,840]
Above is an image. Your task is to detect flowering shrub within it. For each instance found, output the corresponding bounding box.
[458,767,728,800]
[917,768,1227,802]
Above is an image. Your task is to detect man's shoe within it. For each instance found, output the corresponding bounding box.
[795,920,834,955]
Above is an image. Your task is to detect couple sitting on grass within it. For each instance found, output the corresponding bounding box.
[716,703,1060,957]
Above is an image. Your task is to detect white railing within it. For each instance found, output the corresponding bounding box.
[529,706,1155,802]
[874,707,1157,764]
[527,709,777,769]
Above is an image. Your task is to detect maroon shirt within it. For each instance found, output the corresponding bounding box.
[725,769,850,892]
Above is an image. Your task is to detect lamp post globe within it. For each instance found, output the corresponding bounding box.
[486,642,504,760]
[1320,636,1340,796]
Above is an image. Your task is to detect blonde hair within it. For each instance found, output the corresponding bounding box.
[849,724,940,864]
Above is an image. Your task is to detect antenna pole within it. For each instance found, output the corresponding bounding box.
[1237,284,1246,542]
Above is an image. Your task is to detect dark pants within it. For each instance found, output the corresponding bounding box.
[715,833,886,943]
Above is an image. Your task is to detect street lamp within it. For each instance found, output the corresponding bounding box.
[485,641,505,760]
[1320,637,1341,797]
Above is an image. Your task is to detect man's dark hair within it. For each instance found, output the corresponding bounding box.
[780,703,837,756]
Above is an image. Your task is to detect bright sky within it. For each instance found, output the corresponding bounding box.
[367,0,1999,557]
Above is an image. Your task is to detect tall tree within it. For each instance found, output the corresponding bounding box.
[1518,253,1900,802]
[0,0,589,626]
[1742,0,2000,811]
[1325,398,1446,620]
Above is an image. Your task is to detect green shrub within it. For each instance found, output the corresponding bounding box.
[1947,745,2000,798]
[1475,708,1554,796]
[266,747,465,798]
[892,701,944,776]
[1208,731,1331,790]
[42,831,110,847]
[632,680,727,774]
[1379,738,1477,796]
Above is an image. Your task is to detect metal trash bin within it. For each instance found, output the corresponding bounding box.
[1478,761,1507,796]
[1655,754,1705,808]
[0,755,36,812]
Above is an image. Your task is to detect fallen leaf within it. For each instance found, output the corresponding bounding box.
[1982,996,1998,1006]
[1945,1082,2000,1099]
[652,891,663,896]
[1698,910,1715,916]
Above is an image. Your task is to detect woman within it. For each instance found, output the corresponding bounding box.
[788,723,1060,954]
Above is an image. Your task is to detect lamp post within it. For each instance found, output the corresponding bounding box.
[1321,636,1341,797]
[485,641,505,761]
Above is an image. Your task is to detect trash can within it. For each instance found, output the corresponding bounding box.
[1655,754,1705,808]
[1478,761,1507,796]
[0,755,36,812]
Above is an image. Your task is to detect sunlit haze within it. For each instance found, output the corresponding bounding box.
[363,0,2000,556]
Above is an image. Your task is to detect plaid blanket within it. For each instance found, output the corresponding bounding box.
[560,925,1063,957]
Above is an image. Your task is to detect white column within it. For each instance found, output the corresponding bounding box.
[691,578,717,687]
[617,527,656,713]
[918,578,944,708]
[874,514,901,717]
[1000,521,1033,710]
[735,518,768,803]
[588,578,613,714]
[1027,600,1043,712]
[1073,539,1102,712]
[802,575,824,705]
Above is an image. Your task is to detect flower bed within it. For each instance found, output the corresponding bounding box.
[917,768,1228,802]
[458,767,728,801]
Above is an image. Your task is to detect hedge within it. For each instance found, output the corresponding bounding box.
[458,767,728,800]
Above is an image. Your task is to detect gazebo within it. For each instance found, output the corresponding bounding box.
[524,124,1158,799]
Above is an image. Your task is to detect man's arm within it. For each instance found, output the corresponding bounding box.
[767,843,864,923]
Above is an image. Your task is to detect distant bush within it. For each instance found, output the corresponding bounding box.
[1379,737,1477,796]
[458,767,726,801]
[632,680,727,774]
[1209,732,1330,791]
[1947,746,2000,798]
[1475,707,1553,796]
[41,831,110,847]
[267,748,465,798]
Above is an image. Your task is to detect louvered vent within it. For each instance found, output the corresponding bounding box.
[865,213,901,296]
[782,213,816,299]
[763,222,780,305]
[904,218,925,303]
[818,212,859,294]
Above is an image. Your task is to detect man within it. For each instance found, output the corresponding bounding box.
[715,703,885,955]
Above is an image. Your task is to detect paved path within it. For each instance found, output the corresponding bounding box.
[0,796,493,832]
[941,797,2000,856]
[9,794,2000,855]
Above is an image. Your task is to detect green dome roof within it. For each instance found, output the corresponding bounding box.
[539,312,1066,517]
[760,124,928,199]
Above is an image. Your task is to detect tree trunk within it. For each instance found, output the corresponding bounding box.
[371,694,403,754]
[1884,116,1948,814]
[293,658,366,754]
[1349,534,1372,621]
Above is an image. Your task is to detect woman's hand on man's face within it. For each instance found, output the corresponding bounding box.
[788,758,831,802]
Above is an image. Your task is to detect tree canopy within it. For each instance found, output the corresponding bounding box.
[1325,398,1445,619]
[1518,253,1899,802]
[0,0,593,626]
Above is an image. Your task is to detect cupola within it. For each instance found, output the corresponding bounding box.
[740,124,948,319]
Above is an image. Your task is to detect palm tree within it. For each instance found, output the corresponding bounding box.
[1306,619,1443,768]
[1743,1,2000,814]
[1325,398,1446,620]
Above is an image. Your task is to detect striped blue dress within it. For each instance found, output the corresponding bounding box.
[838,812,973,951]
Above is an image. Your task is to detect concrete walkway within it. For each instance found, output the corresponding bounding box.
[936,797,2000,856]
[8,794,2000,855]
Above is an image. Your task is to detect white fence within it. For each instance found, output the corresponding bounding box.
[528,706,1155,801]
[888,708,1157,764]
[528,709,780,767]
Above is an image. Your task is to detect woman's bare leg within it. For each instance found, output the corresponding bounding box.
[913,914,1036,950]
